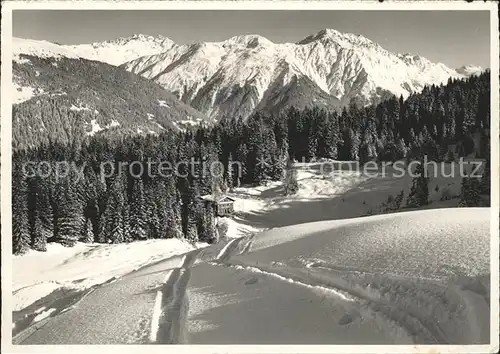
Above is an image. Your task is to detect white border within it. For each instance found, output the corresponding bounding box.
[1,1,498,353]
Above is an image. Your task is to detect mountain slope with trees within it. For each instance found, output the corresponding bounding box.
[12,53,210,150]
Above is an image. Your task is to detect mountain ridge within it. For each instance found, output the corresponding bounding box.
[13,30,483,74]
[13,31,485,123]
[120,29,482,120]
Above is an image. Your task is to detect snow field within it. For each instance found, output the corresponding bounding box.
[227,208,490,343]
[228,160,467,230]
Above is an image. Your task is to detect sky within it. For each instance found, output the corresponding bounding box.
[13,10,490,69]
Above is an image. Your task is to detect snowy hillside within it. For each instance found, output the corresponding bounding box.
[227,208,490,344]
[13,37,81,60]
[227,161,468,229]
[244,208,489,279]
[456,64,484,77]
[122,29,481,120]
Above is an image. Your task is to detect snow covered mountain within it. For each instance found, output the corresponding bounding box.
[13,31,484,123]
[13,37,82,62]
[13,34,176,66]
[67,34,176,66]
[456,64,484,77]
[121,29,482,120]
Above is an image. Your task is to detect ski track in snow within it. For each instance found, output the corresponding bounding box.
[209,261,355,303]
[216,238,239,261]
[149,271,172,342]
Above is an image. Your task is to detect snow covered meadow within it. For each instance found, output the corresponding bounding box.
[229,160,469,228]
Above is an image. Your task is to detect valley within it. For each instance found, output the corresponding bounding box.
[8,11,494,349]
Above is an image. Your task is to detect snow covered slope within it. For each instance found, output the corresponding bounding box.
[228,208,490,344]
[122,29,481,120]
[13,37,81,60]
[228,160,468,229]
[245,208,489,279]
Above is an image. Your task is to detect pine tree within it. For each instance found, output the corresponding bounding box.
[461,108,476,137]
[83,218,94,243]
[349,128,360,161]
[307,136,318,161]
[182,180,201,242]
[54,180,82,247]
[199,204,217,244]
[97,212,108,243]
[394,189,405,210]
[109,203,124,243]
[406,160,429,207]
[235,143,248,185]
[226,152,235,191]
[163,178,183,239]
[185,207,199,243]
[320,111,339,159]
[12,164,31,255]
[164,205,180,239]
[51,165,86,248]
[130,177,147,240]
[395,137,408,160]
[169,200,184,239]
[40,182,55,243]
[459,177,482,207]
[122,203,132,242]
[145,191,161,239]
[480,159,491,196]
[27,177,48,252]
[107,174,127,244]
[31,212,47,251]
[283,159,299,196]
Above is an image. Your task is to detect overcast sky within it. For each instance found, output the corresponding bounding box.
[13,10,490,69]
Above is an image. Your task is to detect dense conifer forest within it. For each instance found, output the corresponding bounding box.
[12,71,491,255]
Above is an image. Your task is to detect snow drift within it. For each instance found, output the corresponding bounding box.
[226,207,490,344]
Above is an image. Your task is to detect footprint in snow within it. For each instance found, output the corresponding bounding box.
[338,313,354,326]
[244,277,259,285]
